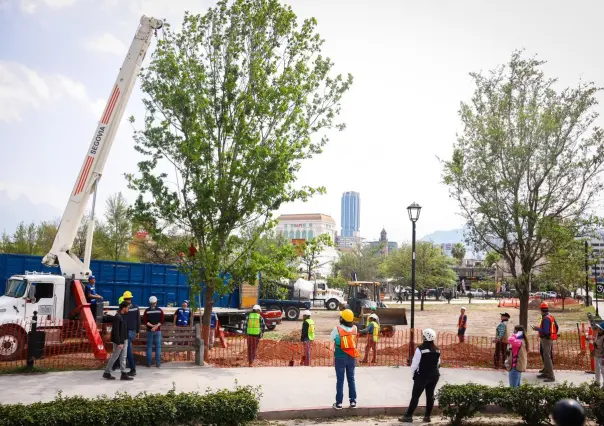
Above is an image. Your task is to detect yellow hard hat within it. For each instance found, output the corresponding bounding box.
[122,291,133,299]
[340,309,354,323]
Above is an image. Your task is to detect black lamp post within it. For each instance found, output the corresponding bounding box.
[407,202,422,365]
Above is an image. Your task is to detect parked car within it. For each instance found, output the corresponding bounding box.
[468,288,486,297]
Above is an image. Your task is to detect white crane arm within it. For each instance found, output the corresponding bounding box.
[42,16,163,280]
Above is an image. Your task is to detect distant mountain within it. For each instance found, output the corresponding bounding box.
[421,228,465,244]
[0,190,61,235]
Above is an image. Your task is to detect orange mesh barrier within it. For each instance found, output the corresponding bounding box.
[0,320,592,372]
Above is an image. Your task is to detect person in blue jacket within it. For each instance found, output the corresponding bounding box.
[173,300,192,327]
[84,275,103,318]
[209,301,219,350]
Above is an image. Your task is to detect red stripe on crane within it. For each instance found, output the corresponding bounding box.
[101,85,120,125]
[73,155,94,196]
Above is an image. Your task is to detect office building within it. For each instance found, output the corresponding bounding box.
[341,191,360,238]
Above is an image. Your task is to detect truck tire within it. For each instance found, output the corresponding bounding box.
[0,325,26,362]
[285,306,300,321]
[325,298,339,311]
[266,324,276,331]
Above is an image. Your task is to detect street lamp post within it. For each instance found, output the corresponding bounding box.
[407,202,422,365]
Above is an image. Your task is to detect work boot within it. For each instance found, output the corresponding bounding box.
[127,369,137,377]
[423,417,431,423]
[102,372,115,380]
[399,415,413,423]
[120,372,134,381]
[537,373,548,379]
[543,377,555,383]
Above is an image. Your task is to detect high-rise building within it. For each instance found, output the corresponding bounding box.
[341,191,360,238]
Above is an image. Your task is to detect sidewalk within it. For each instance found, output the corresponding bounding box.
[0,365,594,413]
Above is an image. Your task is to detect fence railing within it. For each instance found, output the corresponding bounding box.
[0,319,593,372]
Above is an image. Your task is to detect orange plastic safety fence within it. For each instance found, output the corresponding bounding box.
[0,321,594,372]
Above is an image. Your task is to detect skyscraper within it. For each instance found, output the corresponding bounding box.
[341,191,360,238]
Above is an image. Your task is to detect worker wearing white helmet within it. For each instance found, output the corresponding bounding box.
[143,295,164,368]
[245,304,266,367]
[301,310,314,366]
[359,313,380,364]
[400,328,441,423]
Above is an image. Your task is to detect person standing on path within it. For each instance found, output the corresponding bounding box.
[112,290,140,375]
[592,322,604,387]
[209,306,219,350]
[360,313,379,364]
[494,312,510,368]
[173,300,191,327]
[244,305,265,367]
[457,307,467,343]
[300,310,314,366]
[399,328,441,423]
[143,296,164,368]
[331,309,360,410]
[532,302,557,382]
[103,301,133,381]
[507,325,527,388]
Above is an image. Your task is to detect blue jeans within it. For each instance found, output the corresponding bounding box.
[509,368,522,388]
[146,331,162,366]
[127,330,136,370]
[335,356,357,405]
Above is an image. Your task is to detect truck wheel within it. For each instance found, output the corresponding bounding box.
[285,307,300,321]
[0,325,26,362]
[326,299,339,311]
[266,324,276,331]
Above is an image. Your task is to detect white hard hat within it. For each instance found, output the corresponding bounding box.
[149,296,158,304]
[369,314,378,320]
[423,328,436,342]
[252,304,261,311]
[302,310,311,316]
[460,307,467,311]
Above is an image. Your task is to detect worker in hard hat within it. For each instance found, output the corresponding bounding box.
[366,306,379,327]
[531,302,558,382]
[143,296,164,368]
[330,309,360,410]
[300,310,314,366]
[206,301,219,350]
[360,313,379,364]
[118,290,133,305]
[174,300,191,327]
[399,328,440,423]
[112,290,139,376]
[84,275,103,319]
[244,305,266,367]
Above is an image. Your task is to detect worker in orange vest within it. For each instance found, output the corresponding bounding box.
[457,307,467,343]
[532,302,558,382]
[330,309,360,410]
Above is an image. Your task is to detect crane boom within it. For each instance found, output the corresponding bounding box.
[42,16,163,280]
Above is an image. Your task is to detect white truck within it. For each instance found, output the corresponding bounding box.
[290,278,345,310]
[0,16,163,362]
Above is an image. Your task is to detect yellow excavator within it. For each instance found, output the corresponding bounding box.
[344,281,407,336]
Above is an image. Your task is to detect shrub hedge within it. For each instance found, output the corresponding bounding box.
[0,384,261,426]
[437,382,602,425]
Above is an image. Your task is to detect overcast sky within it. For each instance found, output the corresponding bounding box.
[1,0,603,243]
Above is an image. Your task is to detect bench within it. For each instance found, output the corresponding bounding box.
[130,324,204,366]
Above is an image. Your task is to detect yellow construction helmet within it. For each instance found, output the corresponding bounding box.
[340,309,354,323]
[122,291,133,299]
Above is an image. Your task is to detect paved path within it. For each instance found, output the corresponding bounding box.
[0,365,595,412]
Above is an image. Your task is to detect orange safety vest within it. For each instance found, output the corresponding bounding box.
[458,314,467,329]
[338,326,361,358]
[539,314,558,340]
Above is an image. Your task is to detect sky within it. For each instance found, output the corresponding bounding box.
[0,0,603,244]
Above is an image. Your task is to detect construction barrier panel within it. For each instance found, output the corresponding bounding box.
[0,320,593,372]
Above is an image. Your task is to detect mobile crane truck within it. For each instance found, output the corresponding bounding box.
[0,16,163,362]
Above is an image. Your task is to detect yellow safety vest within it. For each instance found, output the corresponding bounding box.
[305,319,315,341]
[247,313,261,336]
[371,322,379,343]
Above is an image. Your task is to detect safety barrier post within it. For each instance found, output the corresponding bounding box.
[581,323,586,351]
[587,325,595,373]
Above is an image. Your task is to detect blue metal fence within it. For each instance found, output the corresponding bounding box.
[0,253,239,308]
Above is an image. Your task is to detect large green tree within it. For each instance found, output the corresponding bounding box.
[334,243,383,282]
[298,233,333,280]
[127,0,351,354]
[98,192,132,261]
[443,51,604,328]
[451,242,466,266]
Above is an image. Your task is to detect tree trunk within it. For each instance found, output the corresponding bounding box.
[420,291,425,311]
[202,286,213,363]
[518,275,530,329]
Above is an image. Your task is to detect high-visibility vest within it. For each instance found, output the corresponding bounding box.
[458,314,467,329]
[539,314,559,340]
[118,296,124,304]
[175,308,191,326]
[366,314,379,327]
[247,313,261,336]
[338,326,361,358]
[305,319,315,341]
[371,322,379,343]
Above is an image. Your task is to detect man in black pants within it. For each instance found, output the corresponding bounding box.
[400,328,441,423]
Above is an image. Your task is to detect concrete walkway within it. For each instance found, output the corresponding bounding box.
[0,365,595,413]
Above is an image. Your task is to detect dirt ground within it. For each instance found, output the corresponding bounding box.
[266,301,591,341]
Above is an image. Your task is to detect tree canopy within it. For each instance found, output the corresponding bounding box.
[126,0,352,349]
[333,243,383,282]
[451,242,466,266]
[443,50,604,327]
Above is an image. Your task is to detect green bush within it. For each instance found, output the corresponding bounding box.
[437,383,493,425]
[0,384,261,426]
